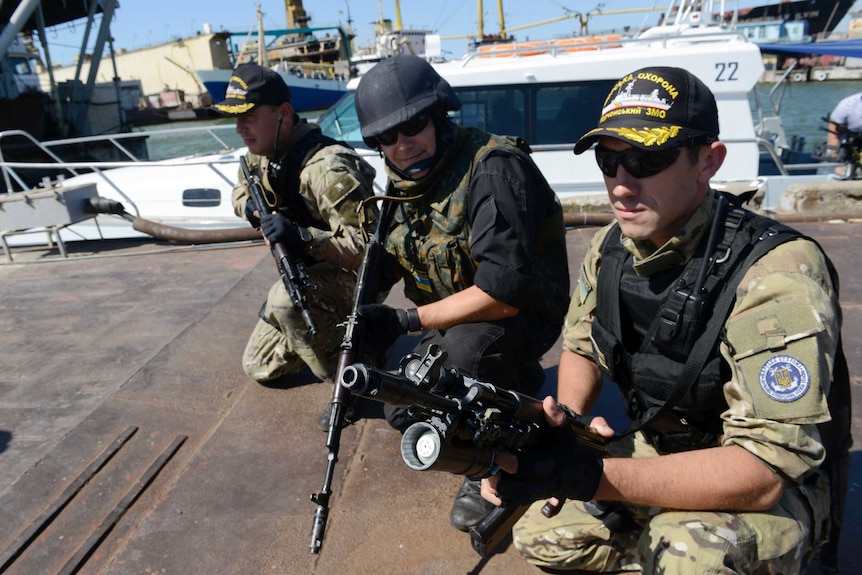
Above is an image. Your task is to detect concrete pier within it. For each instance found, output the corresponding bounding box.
[0,222,858,575]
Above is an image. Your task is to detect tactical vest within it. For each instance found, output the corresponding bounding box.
[592,222,728,453]
[386,128,547,306]
[594,192,852,570]
[593,193,849,455]
[263,123,340,230]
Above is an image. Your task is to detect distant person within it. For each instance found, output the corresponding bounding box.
[826,91,862,173]
[211,63,379,406]
[481,66,846,574]
[352,54,570,533]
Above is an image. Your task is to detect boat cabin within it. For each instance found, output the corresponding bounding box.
[318,28,766,201]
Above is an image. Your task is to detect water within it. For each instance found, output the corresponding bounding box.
[137,117,243,160]
[749,80,862,152]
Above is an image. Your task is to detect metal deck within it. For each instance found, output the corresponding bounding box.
[0,223,858,574]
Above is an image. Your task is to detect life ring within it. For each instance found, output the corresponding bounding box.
[813,70,828,81]
[477,35,623,58]
[477,43,517,58]
[791,72,807,82]
[553,35,622,53]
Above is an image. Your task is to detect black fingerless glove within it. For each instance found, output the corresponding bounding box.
[260,211,311,250]
[244,200,261,229]
[357,304,421,357]
[496,423,604,506]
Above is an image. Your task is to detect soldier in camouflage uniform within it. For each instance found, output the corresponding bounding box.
[211,64,377,392]
[352,54,570,533]
[481,67,841,574]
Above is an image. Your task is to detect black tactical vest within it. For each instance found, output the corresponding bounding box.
[594,192,851,568]
[592,194,809,453]
[266,124,339,230]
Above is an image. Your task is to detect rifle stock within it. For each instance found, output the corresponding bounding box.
[239,156,318,335]
[309,199,395,554]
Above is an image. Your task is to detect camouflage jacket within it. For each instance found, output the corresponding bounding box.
[232,122,378,271]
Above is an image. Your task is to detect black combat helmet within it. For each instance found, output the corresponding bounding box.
[355,54,461,148]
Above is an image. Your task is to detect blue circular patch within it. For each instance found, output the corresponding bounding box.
[758,355,810,402]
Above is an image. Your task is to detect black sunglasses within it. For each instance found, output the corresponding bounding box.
[374,113,431,146]
[594,146,682,179]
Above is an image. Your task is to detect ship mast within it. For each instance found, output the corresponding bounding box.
[393,0,403,32]
[257,3,267,66]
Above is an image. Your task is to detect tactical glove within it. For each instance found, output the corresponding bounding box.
[244,200,261,229]
[260,211,311,250]
[357,304,421,357]
[496,421,604,506]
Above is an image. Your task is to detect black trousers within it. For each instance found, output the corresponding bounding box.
[383,319,546,431]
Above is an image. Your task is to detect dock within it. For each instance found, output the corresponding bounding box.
[0,222,858,575]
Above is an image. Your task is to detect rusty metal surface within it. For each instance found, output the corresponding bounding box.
[0,226,858,575]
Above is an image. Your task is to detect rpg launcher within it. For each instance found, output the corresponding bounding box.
[239,156,317,336]
[339,344,607,557]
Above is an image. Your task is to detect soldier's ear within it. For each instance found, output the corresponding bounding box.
[698,141,726,184]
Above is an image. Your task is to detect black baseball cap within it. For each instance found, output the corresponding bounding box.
[210,63,291,116]
[574,66,719,154]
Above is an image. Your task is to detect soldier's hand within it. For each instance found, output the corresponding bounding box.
[357,304,421,357]
[260,211,311,249]
[495,398,604,506]
[244,201,261,229]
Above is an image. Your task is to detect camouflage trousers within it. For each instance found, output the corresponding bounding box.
[513,432,831,574]
[242,262,356,383]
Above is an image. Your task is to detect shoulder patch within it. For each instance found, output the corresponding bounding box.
[758,355,810,402]
[577,264,593,306]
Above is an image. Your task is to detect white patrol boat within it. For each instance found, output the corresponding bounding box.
[317,0,842,208]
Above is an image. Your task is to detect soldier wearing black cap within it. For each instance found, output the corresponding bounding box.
[480,67,843,574]
[212,63,379,403]
[351,54,570,533]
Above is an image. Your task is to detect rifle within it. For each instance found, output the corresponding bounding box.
[339,344,607,557]
[239,156,318,336]
[309,198,395,554]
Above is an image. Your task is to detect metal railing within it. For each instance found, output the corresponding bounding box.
[0,124,243,195]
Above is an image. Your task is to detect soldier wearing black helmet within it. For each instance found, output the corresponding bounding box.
[352,54,570,533]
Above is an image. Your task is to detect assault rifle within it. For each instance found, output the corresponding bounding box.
[240,156,318,335]
[309,199,395,554]
[812,116,862,179]
[339,344,607,557]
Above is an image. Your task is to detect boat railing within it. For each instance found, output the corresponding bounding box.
[0,124,242,195]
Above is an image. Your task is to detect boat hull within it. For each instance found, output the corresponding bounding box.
[196,69,347,112]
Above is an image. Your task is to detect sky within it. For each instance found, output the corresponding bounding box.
[39,0,860,67]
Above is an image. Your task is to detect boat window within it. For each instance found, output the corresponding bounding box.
[11,58,33,75]
[450,89,526,139]
[534,82,615,145]
[316,92,364,147]
[316,80,617,149]
[182,188,221,207]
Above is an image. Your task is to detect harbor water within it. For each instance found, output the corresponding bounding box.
[751,80,862,153]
